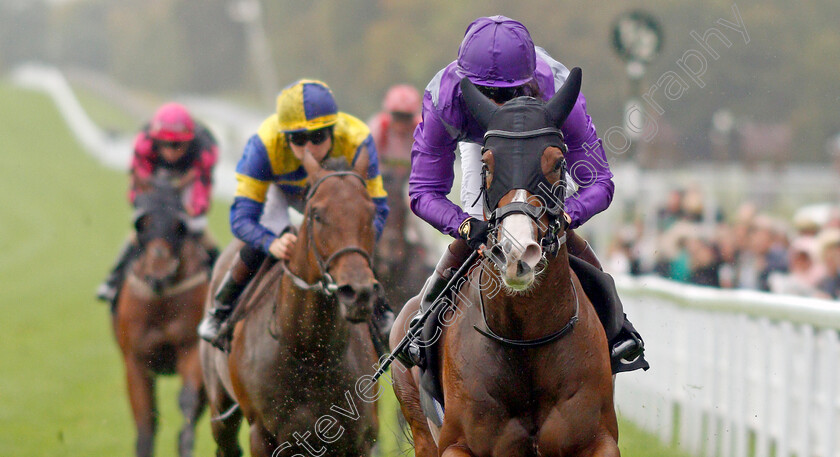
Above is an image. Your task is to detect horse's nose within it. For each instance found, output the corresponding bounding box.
[519,242,542,271]
[336,283,376,322]
[516,259,531,277]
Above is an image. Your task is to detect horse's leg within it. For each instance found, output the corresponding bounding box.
[249,423,279,457]
[124,356,157,457]
[176,347,206,457]
[201,344,243,457]
[208,399,243,457]
[204,370,243,457]
[389,296,438,457]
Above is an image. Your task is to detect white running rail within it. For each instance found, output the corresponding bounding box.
[614,275,840,457]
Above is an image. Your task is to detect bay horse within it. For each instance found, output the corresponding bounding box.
[201,153,382,457]
[375,166,434,313]
[390,68,620,457]
[113,185,210,457]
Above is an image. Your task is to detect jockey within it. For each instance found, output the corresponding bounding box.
[198,79,393,349]
[367,84,422,173]
[96,102,219,308]
[396,16,646,371]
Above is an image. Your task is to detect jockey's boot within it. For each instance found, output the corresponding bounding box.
[567,231,645,367]
[198,253,256,348]
[396,239,472,368]
[96,240,141,310]
[369,297,395,359]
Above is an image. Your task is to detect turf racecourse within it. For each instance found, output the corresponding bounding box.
[0,83,691,457]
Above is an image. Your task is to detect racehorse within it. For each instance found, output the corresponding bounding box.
[201,153,382,457]
[375,167,433,313]
[389,68,620,457]
[113,185,210,457]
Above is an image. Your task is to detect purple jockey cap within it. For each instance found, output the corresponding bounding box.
[457,16,537,88]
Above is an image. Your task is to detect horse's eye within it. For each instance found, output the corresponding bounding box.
[312,211,323,224]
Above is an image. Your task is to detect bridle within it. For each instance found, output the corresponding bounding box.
[473,126,579,348]
[281,171,374,296]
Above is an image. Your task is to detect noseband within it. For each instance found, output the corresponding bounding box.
[281,171,374,295]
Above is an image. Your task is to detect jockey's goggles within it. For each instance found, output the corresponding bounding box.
[287,127,331,147]
[475,84,526,104]
[390,111,415,123]
[156,140,188,149]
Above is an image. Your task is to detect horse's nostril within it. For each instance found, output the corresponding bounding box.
[372,282,384,298]
[521,243,542,269]
[516,260,532,277]
[336,285,357,303]
[488,244,507,267]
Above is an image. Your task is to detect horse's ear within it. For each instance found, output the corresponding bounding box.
[301,148,323,178]
[546,67,582,128]
[460,78,497,130]
[353,149,370,179]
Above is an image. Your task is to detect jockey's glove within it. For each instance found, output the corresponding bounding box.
[459,217,490,251]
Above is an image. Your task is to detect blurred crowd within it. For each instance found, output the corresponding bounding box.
[605,188,840,299]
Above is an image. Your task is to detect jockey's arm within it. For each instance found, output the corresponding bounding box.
[186,131,219,217]
[128,131,155,206]
[559,92,615,229]
[230,134,280,253]
[407,109,471,238]
[355,139,389,239]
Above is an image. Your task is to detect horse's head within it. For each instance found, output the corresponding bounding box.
[297,152,382,323]
[132,187,188,294]
[461,67,582,291]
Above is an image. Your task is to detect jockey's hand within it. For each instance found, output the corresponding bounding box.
[458,217,490,251]
[269,232,298,260]
[563,211,572,229]
[184,203,197,217]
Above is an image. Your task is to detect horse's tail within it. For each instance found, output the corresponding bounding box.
[210,403,240,423]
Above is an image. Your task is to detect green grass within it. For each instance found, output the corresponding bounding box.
[0,82,689,456]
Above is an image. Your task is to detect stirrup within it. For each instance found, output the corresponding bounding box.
[610,330,644,363]
[394,313,425,368]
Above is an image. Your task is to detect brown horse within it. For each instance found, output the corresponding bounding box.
[375,167,434,313]
[113,187,209,457]
[201,154,382,457]
[390,68,619,457]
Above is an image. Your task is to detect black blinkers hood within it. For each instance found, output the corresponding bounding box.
[482,97,566,212]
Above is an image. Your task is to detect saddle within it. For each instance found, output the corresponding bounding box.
[416,254,646,426]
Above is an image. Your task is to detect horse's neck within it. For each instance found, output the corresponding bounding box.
[277,229,348,356]
[482,248,575,339]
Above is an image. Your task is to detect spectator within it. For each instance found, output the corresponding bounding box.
[688,237,721,287]
[768,237,822,297]
[736,215,788,291]
[657,189,684,231]
[817,229,840,298]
